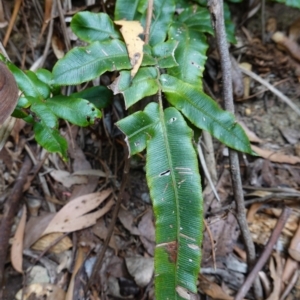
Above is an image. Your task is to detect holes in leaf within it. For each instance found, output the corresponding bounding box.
[159,170,170,177]
[91,108,95,111]
[86,116,91,122]
[168,117,177,124]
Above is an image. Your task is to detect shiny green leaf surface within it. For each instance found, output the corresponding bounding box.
[52,40,131,85]
[147,104,202,299]
[161,75,254,154]
[147,0,175,46]
[114,0,147,20]
[71,86,112,109]
[167,22,208,87]
[34,122,68,159]
[178,5,213,35]
[47,96,102,126]
[110,67,159,108]
[116,104,157,155]
[152,40,178,68]
[118,102,203,299]
[71,12,121,42]
[7,64,49,100]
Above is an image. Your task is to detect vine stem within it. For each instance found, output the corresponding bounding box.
[207,1,263,299]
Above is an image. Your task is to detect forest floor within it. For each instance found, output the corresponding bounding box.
[0,0,300,299]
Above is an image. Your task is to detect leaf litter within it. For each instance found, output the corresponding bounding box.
[1,1,300,299]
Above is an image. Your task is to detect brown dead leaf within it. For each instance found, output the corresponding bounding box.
[289,17,300,43]
[266,252,282,300]
[50,169,88,188]
[118,207,140,235]
[238,121,263,143]
[125,257,154,288]
[230,55,244,98]
[251,145,300,164]
[24,213,55,249]
[114,20,144,78]
[66,127,98,200]
[66,247,85,300]
[92,218,118,253]
[288,220,300,261]
[199,275,234,300]
[16,283,65,300]
[138,210,155,256]
[42,190,113,235]
[239,62,252,98]
[11,205,26,273]
[272,31,300,62]
[32,232,72,254]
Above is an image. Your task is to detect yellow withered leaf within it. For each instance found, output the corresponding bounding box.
[115,20,144,78]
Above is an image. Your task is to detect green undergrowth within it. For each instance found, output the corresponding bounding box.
[2,0,256,299]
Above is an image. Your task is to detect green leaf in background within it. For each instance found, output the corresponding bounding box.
[160,74,254,154]
[142,44,157,66]
[146,0,176,46]
[146,103,202,299]
[72,86,112,109]
[152,40,178,68]
[35,69,53,86]
[71,12,121,43]
[34,122,68,159]
[31,102,58,128]
[52,40,131,85]
[224,2,237,44]
[47,95,102,126]
[114,0,147,21]
[167,22,208,87]
[116,104,157,155]
[177,5,213,35]
[273,0,300,8]
[109,67,159,109]
[7,63,50,100]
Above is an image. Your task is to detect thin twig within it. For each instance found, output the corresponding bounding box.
[56,0,71,51]
[3,0,22,47]
[207,1,263,299]
[197,140,220,201]
[0,156,32,291]
[36,0,56,69]
[87,148,130,292]
[240,66,300,116]
[235,206,292,300]
[209,192,300,215]
[144,0,154,44]
[204,220,217,270]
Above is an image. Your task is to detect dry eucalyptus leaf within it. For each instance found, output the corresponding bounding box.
[32,232,73,254]
[50,169,88,188]
[42,189,113,235]
[66,247,84,300]
[199,275,234,300]
[11,205,26,273]
[125,256,154,288]
[238,120,263,143]
[251,145,300,164]
[114,20,144,78]
[118,207,140,235]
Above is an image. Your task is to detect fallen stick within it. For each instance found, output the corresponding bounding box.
[0,156,32,291]
[240,66,300,117]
